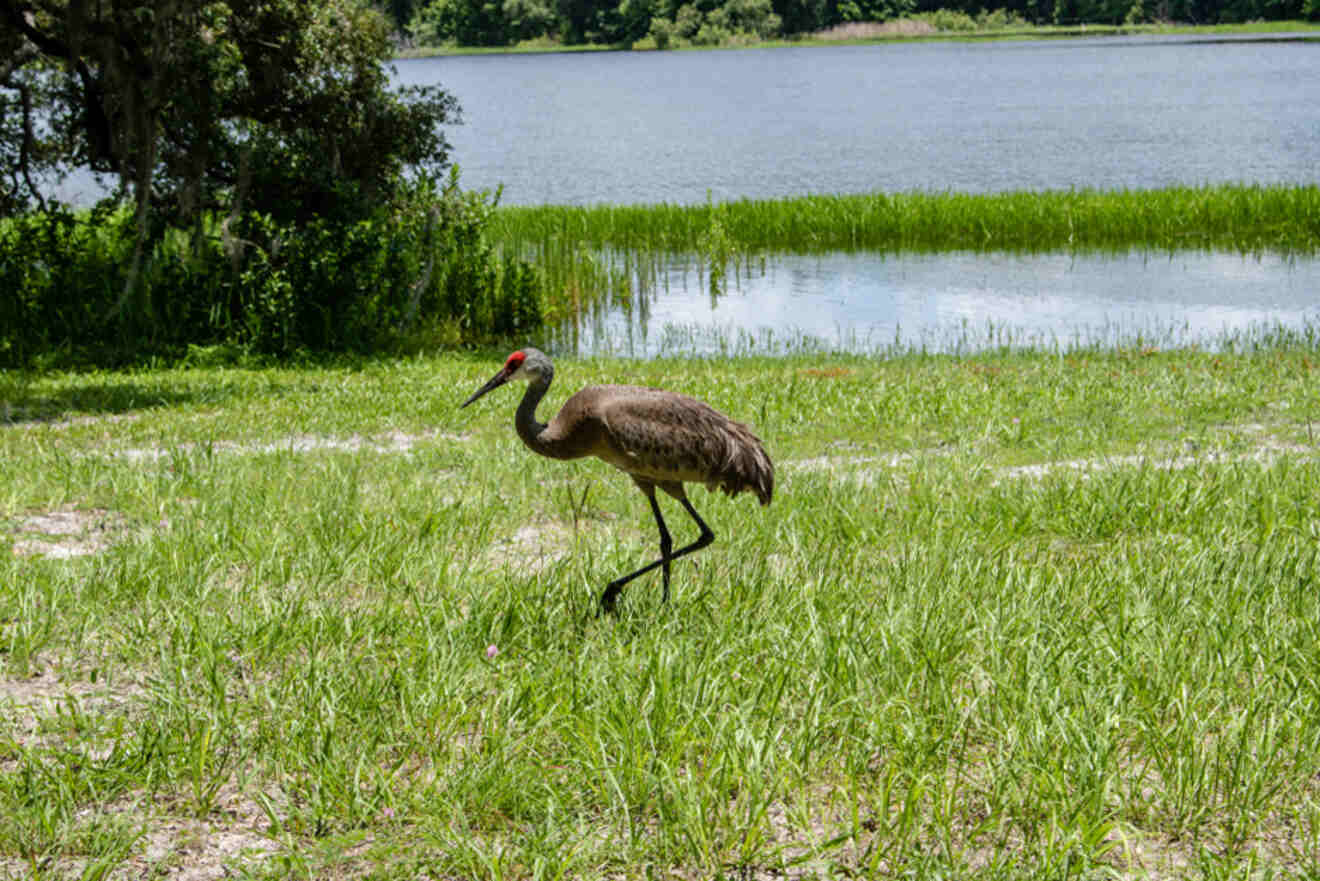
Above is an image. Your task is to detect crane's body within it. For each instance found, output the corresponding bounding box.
[462,348,773,611]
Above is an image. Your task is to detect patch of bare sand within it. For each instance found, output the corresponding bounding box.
[9,505,130,559]
[999,441,1314,482]
[7,429,469,560]
[131,785,281,880]
[0,661,145,732]
[701,772,1316,880]
[0,786,280,881]
[1,665,282,878]
[114,428,467,462]
[480,521,578,574]
[785,428,1315,488]
[787,452,918,479]
[1,410,144,430]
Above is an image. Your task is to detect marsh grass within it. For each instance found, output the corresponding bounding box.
[2,342,1320,878]
[492,184,1320,256]
[507,186,1320,355]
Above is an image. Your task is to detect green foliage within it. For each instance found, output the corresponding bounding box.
[674,1,704,33]
[410,0,519,45]
[837,0,918,20]
[648,13,678,43]
[693,10,735,40]
[0,1,535,366]
[2,0,459,223]
[0,179,542,366]
[920,6,979,26]
[608,0,662,42]
[391,0,1316,47]
[504,0,560,39]
[618,0,780,45]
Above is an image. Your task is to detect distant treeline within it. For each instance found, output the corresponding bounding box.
[374,0,1317,47]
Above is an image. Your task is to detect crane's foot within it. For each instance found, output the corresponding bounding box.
[598,582,623,616]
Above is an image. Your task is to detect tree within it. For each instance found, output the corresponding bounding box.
[503,0,556,40]
[373,0,424,36]
[410,0,514,45]
[0,24,59,214]
[723,0,782,36]
[598,0,656,43]
[0,0,459,225]
[553,0,596,40]
[0,0,529,364]
[772,0,834,34]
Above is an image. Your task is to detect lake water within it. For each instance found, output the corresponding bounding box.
[395,34,1320,206]
[552,249,1320,357]
[394,36,1320,354]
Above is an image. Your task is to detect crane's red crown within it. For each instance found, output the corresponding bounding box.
[504,350,526,372]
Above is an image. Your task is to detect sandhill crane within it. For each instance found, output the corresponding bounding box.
[462,348,773,612]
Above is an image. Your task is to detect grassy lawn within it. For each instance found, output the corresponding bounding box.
[2,342,1319,878]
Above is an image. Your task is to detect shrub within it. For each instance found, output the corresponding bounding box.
[920,8,978,29]
[0,176,542,366]
[975,7,1029,27]
[648,16,677,47]
[724,0,783,36]
[674,4,703,36]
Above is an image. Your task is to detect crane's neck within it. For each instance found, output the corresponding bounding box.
[514,370,565,458]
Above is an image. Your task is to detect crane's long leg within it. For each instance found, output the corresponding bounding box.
[600,486,714,613]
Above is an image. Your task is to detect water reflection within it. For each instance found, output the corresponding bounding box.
[549,250,1320,357]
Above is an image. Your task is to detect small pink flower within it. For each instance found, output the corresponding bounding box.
[382,806,395,819]
[486,644,499,659]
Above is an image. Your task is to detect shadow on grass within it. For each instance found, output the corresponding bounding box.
[0,374,245,425]
[0,343,526,429]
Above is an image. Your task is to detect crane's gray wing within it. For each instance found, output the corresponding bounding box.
[588,386,773,504]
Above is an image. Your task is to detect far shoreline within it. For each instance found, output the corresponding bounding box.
[394,18,1320,59]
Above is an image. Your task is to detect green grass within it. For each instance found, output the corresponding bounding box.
[2,339,1320,878]
[490,184,1320,256]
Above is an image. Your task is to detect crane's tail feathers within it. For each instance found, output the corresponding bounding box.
[711,422,774,506]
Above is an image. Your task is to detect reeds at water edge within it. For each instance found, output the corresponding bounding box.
[490,183,1320,256]
[491,184,1320,350]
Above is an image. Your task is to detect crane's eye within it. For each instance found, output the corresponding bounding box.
[505,351,526,372]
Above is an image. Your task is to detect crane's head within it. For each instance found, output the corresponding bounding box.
[461,348,552,407]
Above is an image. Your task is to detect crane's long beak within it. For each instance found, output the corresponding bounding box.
[461,368,510,408]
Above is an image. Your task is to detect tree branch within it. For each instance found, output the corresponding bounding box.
[0,42,37,84]
[0,1,74,59]
[16,79,48,211]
